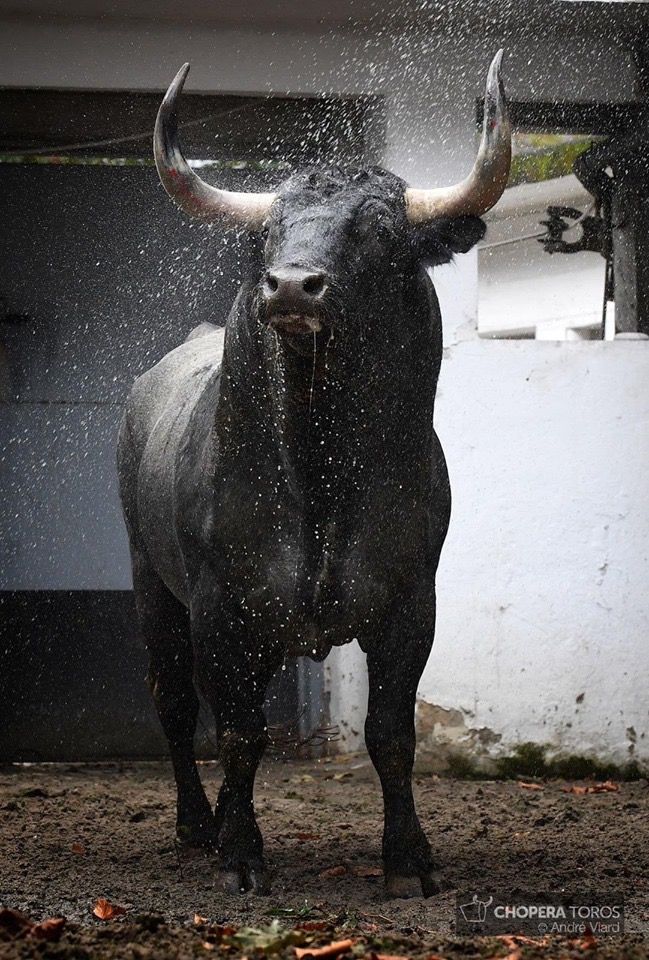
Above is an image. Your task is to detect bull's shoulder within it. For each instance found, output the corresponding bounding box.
[124,327,225,442]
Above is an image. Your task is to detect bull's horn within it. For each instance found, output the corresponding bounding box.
[405,50,511,224]
[153,63,276,228]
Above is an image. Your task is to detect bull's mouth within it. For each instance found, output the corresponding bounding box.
[268,313,323,336]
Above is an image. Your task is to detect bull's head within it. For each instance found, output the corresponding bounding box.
[154,53,510,340]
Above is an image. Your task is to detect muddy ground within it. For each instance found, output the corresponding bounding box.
[0,757,647,959]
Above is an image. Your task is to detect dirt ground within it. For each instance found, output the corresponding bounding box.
[1,756,647,959]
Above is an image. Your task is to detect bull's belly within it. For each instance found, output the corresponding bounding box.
[230,546,402,661]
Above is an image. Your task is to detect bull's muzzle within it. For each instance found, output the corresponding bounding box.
[263,266,328,335]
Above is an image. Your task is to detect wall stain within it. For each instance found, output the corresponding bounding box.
[415,701,647,779]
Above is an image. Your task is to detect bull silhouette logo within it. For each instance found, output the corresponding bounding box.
[459,895,494,923]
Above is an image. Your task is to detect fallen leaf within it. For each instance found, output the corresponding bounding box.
[202,941,215,951]
[31,917,66,942]
[575,930,598,950]
[92,898,127,921]
[562,781,619,795]
[318,865,347,879]
[71,842,86,855]
[351,865,383,877]
[194,913,209,926]
[207,925,237,940]
[0,909,66,943]
[517,781,543,791]
[371,954,411,960]
[298,922,330,932]
[495,935,548,947]
[233,920,303,954]
[332,772,353,781]
[295,938,355,959]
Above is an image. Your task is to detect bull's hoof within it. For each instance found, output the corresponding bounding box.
[176,821,218,851]
[216,868,246,894]
[215,865,271,895]
[385,870,443,899]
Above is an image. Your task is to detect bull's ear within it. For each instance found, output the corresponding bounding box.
[412,215,486,265]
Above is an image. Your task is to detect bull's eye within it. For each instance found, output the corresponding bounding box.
[375,220,391,242]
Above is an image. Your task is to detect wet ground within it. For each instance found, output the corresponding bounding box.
[1,757,647,959]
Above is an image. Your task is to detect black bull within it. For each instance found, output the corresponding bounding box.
[117,55,510,898]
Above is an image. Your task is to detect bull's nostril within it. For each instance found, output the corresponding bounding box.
[303,275,325,296]
[266,275,279,293]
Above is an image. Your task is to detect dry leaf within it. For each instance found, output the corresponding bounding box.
[298,922,330,932]
[562,781,619,795]
[209,924,237,939]
[351,865,383,877]
[318,865,347,878]
[31,917,66,942]
[71,842,86,855]
[202,941,215,951]
[575,930,598,950]
[194,913,209,926]
[517,781,543,791]
[92,898,127,921]
[0,909,65,943]
[295,938,355,959]
[495,935,548,947]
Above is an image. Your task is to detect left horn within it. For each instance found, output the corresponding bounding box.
[405,50,512,224]
[154,63,277,228]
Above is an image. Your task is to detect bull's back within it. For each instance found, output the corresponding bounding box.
[117,327,225,604]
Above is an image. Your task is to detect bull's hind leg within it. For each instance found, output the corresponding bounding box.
[365,598,441,899]
[132,550,217,848]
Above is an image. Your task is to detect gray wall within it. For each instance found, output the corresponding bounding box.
[0,163,262,589]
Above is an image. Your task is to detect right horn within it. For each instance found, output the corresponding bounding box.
[153,63,277,229]
[405,50,512,224]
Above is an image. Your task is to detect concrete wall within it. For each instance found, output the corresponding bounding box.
[425,338,649,773]
[1,11,647,769]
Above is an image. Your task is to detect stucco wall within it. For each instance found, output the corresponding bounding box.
[1,12,647,769]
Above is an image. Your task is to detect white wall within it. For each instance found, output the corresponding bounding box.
[1,11,646,769]
[426,338,649,771]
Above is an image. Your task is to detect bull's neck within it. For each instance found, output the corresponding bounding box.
[217,283,438,514]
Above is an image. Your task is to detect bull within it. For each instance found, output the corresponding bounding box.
[117,53,511,898]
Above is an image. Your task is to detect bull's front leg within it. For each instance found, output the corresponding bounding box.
[365,598,441,899]
[191,574,276,895]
